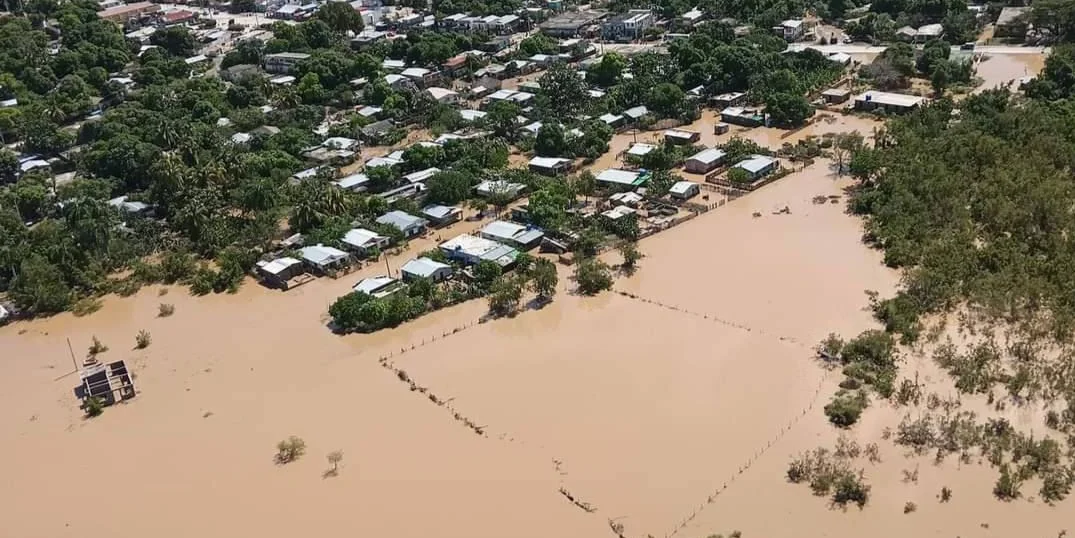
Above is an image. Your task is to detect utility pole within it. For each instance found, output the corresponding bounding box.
[67,338,79,372]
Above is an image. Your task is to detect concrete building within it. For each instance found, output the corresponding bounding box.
[721,106,765,127]
[299,244,350,273]
[602,9,654,41]
[684,148,726,174]
[596,168,648,189]
[401,257,453,282]
[264,52,311,74]
[352,276,402,299]
[664,128,701,145]
[995,7,1030,38]
[821,88,852,104]
[774,19,805,41]
[475,179,525,199]
[853,91,925,114]
[541,10,606,37]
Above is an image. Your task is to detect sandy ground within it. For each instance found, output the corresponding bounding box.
[3,111,1071,537]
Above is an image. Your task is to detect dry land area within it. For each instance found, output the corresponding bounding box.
[3,57,1068,537]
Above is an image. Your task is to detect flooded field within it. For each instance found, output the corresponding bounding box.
[3,104,1071,536]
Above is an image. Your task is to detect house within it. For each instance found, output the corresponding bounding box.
[995,7,1029,38]
[917,23,943,41]
[291,166,327,183]
[626,143,657,158]
[602,9,654,41]
[596,168,649,189]
[623,105,649,123]
[341,228,390,255]
[774,19,805,41]
[682,7,705,25]
[440,234,519,267]
[732,155,779,179]
[302,146,356,166]
[602,205,637,220]
[610,191,644,207]
[460,109,488,122]
[264,52,311,75]
[401,67,438,86]
[669,181,700,200]
[230,132,253,145]
[271,3,303,20]
[895,26,918,42]
[352,30,389,49]
[827,52,853,65]
[352,276,402,298]
[184,54,209,66]
[335,173,370,192]
[721,106,765,127]
[853,91,925,114]
[382,58,406,72]
[664,128,701,145]
[108,196,150,215]
[401,257,454,282]
[821,88,852,104]
[256,256,304,287]
[684,148,727,174]
[529,156,573,176]
[403,167,440,184]
[426,87,459,104]
[541,10,606,37]
[480,220,545,250]
[475,179,525,199]
[421,204,463,226]
[711,91,747,108]
[299,244,350,273]
[358,105,383,119]
[366,155,404,170]
[599,113,625,128]
[269,75,296,85]
[361,119,397,144]
[376,210,428,237]
[97,1,159,22]
[162,9,195,25]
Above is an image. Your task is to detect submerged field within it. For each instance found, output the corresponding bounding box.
[4,120,1072,537]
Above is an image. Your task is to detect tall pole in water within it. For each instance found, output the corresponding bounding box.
[67,338,78,372]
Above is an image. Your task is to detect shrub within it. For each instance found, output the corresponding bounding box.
[832,472,870,508]
[993,464,1022,500]
[84,396,104,418]
[488,275,524,315]
[824,390,868,427]
[72,297,103,317]
[87,336,109,357]
[939,486,952,502]
[189,266,217,295]
[325,450,344,477]
[619,241,641,269]
[903,501,917,513]
[574,257,613,295]
[158,303,176,317]
[135,330,152,349]
[275,436,306,464]
[1040,467,1073,503]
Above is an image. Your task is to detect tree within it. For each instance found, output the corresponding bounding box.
[473,260,502,290]
[767,92,813,127]
[588,52,626,87]
[9,254,71,313]
[619,241,641,269]
[275,436,307,464]
[488,275,523,314]
[484,100,522,139]
[315,1,365,34]
[539,64,589,119]
[325,450,344,477]
[529,258,558,300]
[647,82,688,119]
[930,63,951,96]
[425,170,474,205]
[574,257,613,295]
[831,131,865,175]
[0,148,17,183]
[150,26,197,57]
[534,122,567,157]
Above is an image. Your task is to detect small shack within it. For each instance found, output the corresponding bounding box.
[76,359,136,408]
[401,257,454,282]
[256,256,305,287]
[821,88,852,104]
[376,210,428,238]
[300,244,350,274]
[669,180,701,200]
[664,129,701,145]
[421,204,463,226]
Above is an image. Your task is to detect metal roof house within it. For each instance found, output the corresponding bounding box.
[352,275,402,298]
[721,106,765,127]
[421,204,463,226]
[376,210,428,237]
[684,148,727,174]
[528,156,573,176]
[401,257,454,282]
[664,128,701,145]
[475,179,525,199]
[341,228,390,254]
[669,180,700,200]
[440,234,519,267]
[596,168,649,189]
[732,155,779,179]
[480,220,545,250]
[256,256,304,286]
[853,91,925,113]
[335,172,370,192]
[300,244,350,273]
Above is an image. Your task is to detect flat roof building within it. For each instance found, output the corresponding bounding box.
[853,91,925,113]
[98,1,159,22]
[440,234,519,267]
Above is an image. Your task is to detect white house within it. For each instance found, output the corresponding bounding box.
[732,155,779,179]
[427,87,459,104]
[475,179,525,199]
[376,210,428,237]
[440,234,519,267]
[421,204,463,226]
[669,181,700,200]
[684,148,727,174]
[479,220,545,250]
[341,227,390,254]
[335,173,370,192]
[528,156,572,176]
[596,168,647,188]
[352,275,401,298]
[299,244,350,272]
[400,257,454,282]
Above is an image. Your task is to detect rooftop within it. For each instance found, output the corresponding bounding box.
[257,256,302,276]
[341,228,387,249]
[688,147,727,164]
[376,210,427,231]
[854,91,925,108]
[401,257,452,278]
[353,276,400,298]
[597,168,645,186]
[300,244,349,266]
[734,155,778,174]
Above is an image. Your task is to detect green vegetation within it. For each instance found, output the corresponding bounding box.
[158,303,176,318]
[275,436,307,464]
[84,396,104,418]
[824,389,869,427]
[574,257,614,295]
[135,330,152,349]
[87,336,108,357]
[787,442,872,508]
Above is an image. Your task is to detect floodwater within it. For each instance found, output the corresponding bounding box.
[974,52,1045,94]
[3,117,1072,537]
